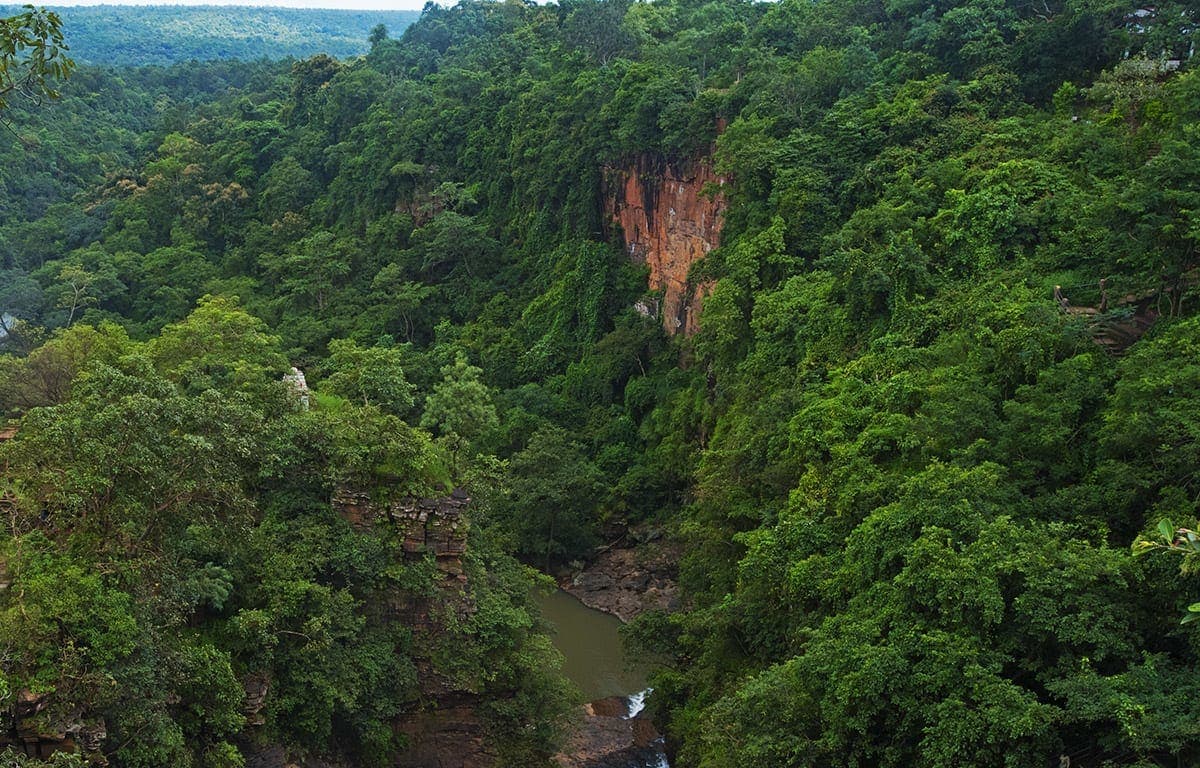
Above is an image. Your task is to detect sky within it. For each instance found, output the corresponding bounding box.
[45,0,439,8]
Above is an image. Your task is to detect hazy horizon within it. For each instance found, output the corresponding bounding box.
[41,0,437,9]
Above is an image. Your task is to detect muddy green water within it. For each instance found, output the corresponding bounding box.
[536,589,651,701]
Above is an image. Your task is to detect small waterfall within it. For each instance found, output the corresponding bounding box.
[625,688,652,719]
[536,590,670,767]
[637,748,670,768]
[629,744,669,768]
[624,689,670,767]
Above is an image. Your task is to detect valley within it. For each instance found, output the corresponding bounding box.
[2,1,1200,767]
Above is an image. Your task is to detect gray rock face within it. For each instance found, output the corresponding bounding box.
[282,366,310,409]
[561,531,681,623]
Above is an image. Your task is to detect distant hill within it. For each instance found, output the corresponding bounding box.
[0,5,421,65]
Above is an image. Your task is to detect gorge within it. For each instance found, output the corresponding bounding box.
[4,1,1200,767]
[539,590,668,768]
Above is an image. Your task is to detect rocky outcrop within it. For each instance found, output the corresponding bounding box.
[331,482,469,604]
[334,487,472,643]
[560,528,681,623]
[281,367,310,410]
[393,693,495,768]
[242,673,270,728]
[555,696,664,768]
[604,155,726,336]
[1,690,107,766]
[244,695,494,768]
[0,424,16,518]
[333,488,469,573]
[555,533,681,765]
[243,745,350,768]
[332,488,491,768]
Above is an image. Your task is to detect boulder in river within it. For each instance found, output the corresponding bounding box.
[554,693,666,768]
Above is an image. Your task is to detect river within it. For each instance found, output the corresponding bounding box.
[536,589,670,768]
[538,588,651,700]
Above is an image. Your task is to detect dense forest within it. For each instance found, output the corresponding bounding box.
[0,6,420,66]
[2,0,1200,767]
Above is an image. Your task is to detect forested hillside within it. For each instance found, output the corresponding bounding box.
[0,60,289,227]
[3,1,1200,767]
[0,5,419,66]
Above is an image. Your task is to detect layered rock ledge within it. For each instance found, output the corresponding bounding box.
[555,696,664,768]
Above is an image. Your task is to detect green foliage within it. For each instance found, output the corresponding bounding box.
[0,303,550,766]
[0,6,73,114]
[2,532,138,671]
[495,426,606,567]
[321,338,415,416]
[433,546,577,763]
[421,353,499,473]
[0,750,85,768]
[5,1,1200,766]
[322,405,447,496]
[0,320,130,412]
[0,6,419,67]
[147,295,289,398]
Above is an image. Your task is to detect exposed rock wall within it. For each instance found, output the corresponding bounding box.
[0,690,107,766]
[604,155,726,336]
[393,694,495,768]
[554,697,663,768]
[333,488,472,642]
[559,526,681,623]
[333,488,469,574]
[332,488,492,768]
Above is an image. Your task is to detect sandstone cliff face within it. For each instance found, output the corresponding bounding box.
[333,488,469,578]
[392,694,494,768]
[331,488,494,768]
[604,155,726,336]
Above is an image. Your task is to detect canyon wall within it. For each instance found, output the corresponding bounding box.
[333,488,470,585]
[604,155,726,336]
[332,488,495,768]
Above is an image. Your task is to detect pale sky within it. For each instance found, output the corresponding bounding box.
[46,0,440,9]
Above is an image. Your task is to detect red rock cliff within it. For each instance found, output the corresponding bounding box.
[604,154,726,336]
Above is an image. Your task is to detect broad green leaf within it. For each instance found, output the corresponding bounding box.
[1158,519,1175,542]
